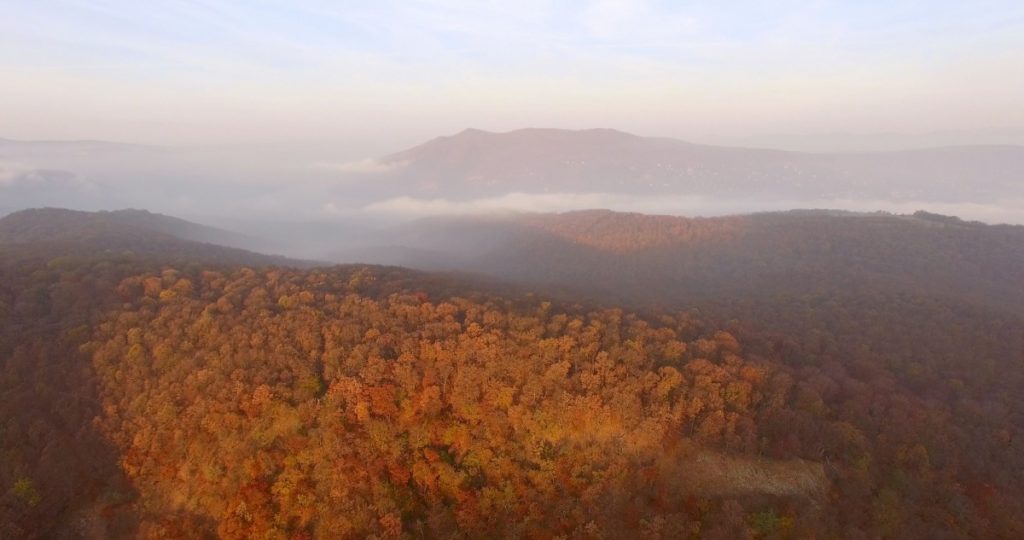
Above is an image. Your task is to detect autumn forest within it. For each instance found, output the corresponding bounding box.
[7,1,1024,537]
[0,207,1022,539]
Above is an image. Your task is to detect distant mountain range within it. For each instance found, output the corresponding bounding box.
[3,129,1023,221]
[361,128,1024,203]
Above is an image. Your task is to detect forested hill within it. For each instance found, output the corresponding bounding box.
[0,207,255,247]
[0,240,818,538]
[353,209,1024,313]
[1,208,1023,537]
[0,207,299,267]
[349,209,1024,407]
[2,248,1021,537]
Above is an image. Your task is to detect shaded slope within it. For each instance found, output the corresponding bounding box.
[365,209,1024,314]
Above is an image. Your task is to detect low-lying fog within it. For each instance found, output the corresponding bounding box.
[3,128,1023,261]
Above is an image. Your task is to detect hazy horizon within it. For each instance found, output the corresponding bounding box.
[3,1,1024,148]
[6,124,1024,153]
[3,2,1024,234]
[3,125,1024,235]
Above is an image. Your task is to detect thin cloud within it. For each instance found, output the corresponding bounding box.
[313,159,407,174]
[363,192,715,216]
[361,192,1024,224]
[0,162,29,185]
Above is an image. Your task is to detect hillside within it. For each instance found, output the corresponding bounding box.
[336,210,1024,517]
[347,210,1024,395]
[351,209,1024,312]
[2,252,1021,537]
[0,208,294,267]
[0,207,247,246]
[362,128,1024,202]
[0,241,825,538]
[1,208,1023,537]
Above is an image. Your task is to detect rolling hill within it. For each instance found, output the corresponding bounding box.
[0,208,296,266]
[345,209,1024,312]
[338,209,1024,450]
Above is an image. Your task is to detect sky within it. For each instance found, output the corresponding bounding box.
[2,0,1024,147]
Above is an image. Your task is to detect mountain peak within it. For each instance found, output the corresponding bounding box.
[373,127,1024,202]
[454,127,492,136]
[445,127,640,139]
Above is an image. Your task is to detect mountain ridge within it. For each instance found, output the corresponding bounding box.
[0,207,301,267]
[361,128,1024,204]
[338,208,1024,316]
[388,127,1024,156]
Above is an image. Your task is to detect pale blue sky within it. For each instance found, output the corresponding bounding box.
[2,0,1023,144]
